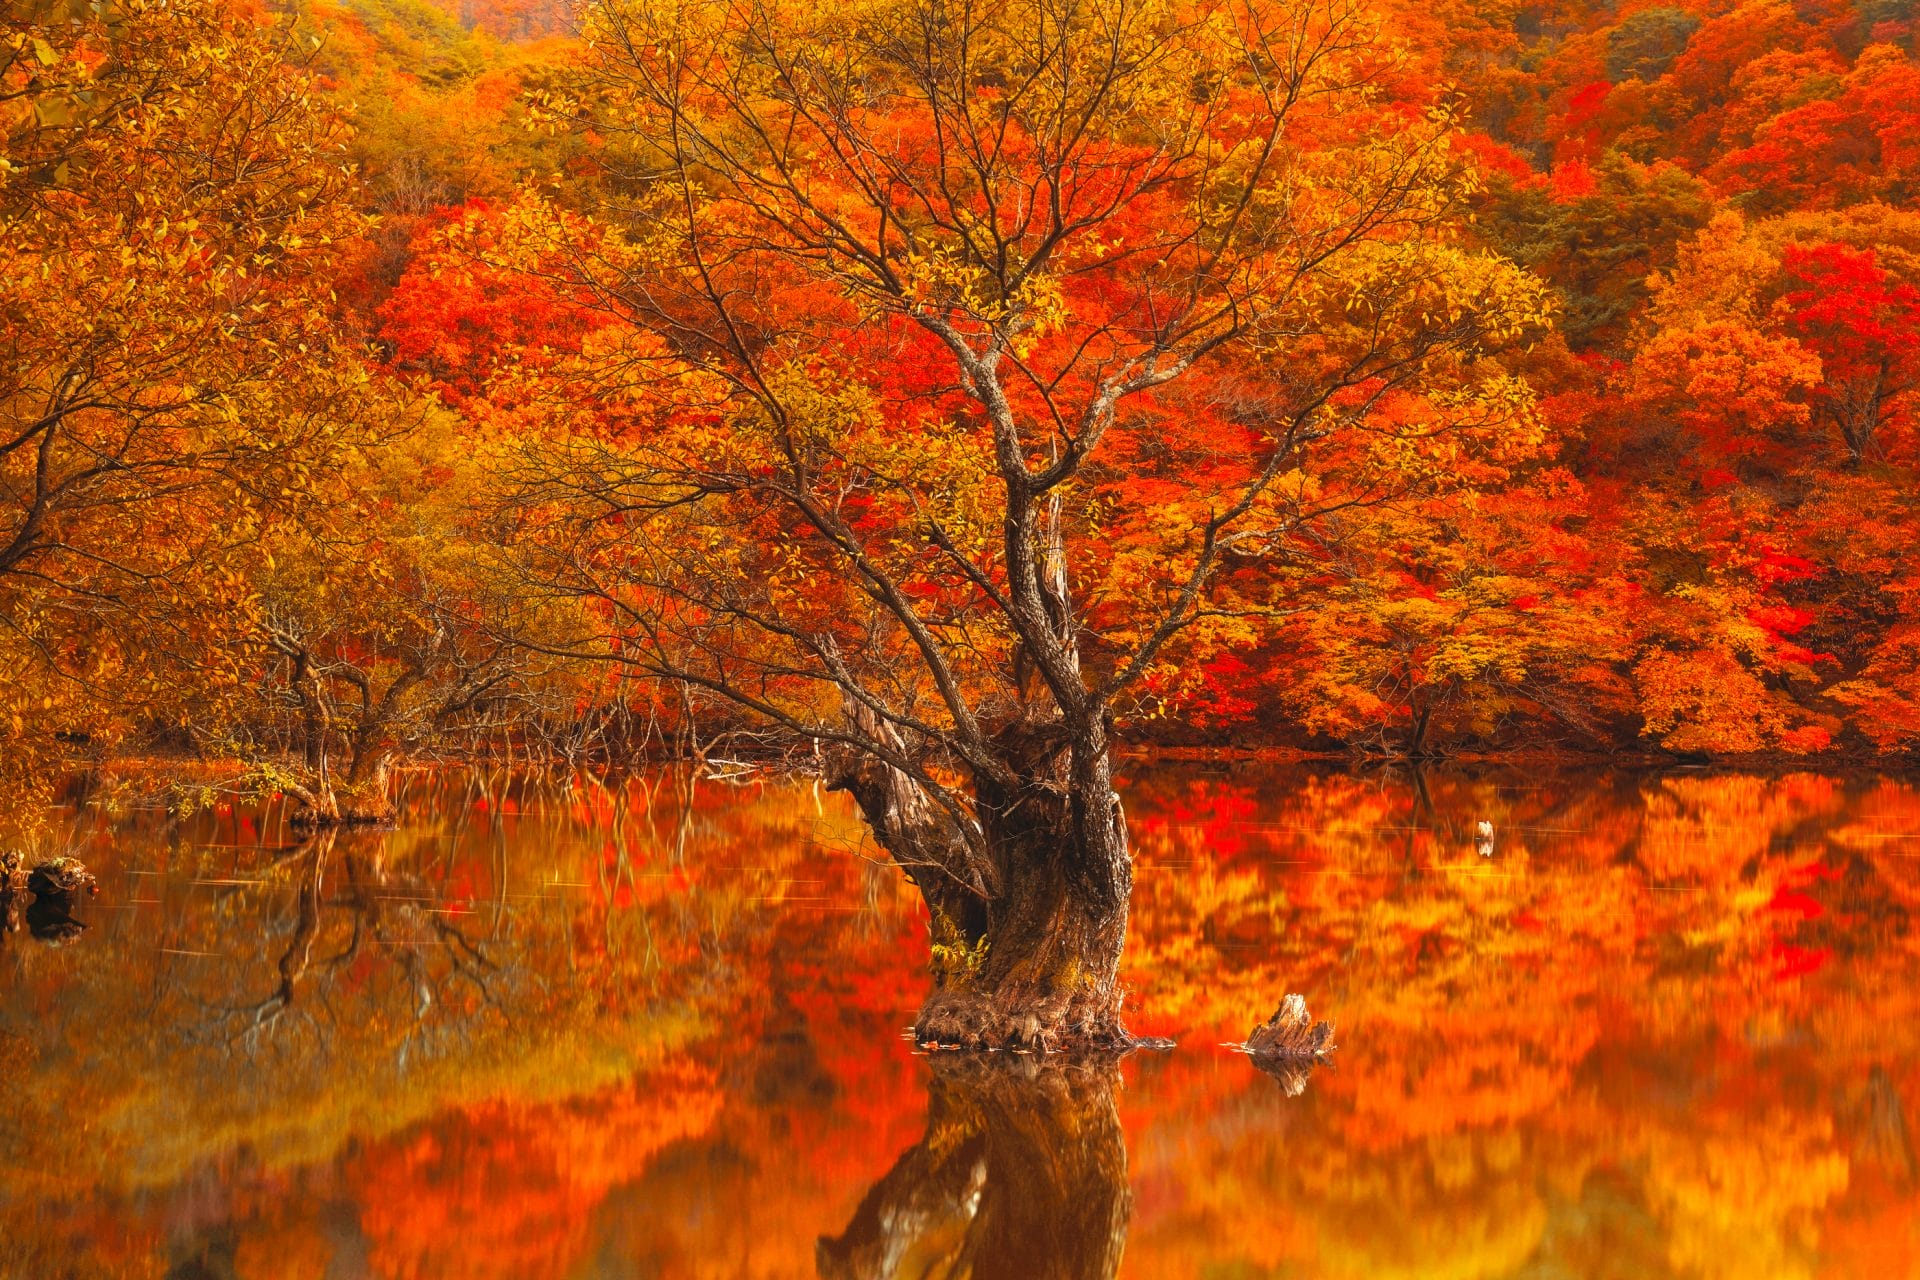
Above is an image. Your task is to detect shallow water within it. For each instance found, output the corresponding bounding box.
[1,765,1917,1279]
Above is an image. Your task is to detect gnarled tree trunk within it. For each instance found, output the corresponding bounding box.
[339,751,397,824]
[284,767,395,827]
[827,709,1134,1052]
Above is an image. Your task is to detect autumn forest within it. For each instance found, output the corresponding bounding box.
[5,0,1920,1271]
[7,0,1920,801]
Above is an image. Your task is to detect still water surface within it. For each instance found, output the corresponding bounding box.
[2,765,1917,1279]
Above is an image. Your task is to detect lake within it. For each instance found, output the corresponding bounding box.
[1,764,1916,1279]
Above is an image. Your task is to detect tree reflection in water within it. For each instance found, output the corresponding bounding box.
[205,828,504,1060]
[820,1058,1130,1280]
[1250,1052,1325,1099]
[22,894,86,944]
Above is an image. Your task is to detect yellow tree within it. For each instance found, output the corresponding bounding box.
[223,422,590,825]
[0,0,381,794]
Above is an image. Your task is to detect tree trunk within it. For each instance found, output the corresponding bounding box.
[827,712,1136,1053]
[818,1056,1130,1280]
[286,775,342,827]
[340,752,396,824]
[285,754,392,827]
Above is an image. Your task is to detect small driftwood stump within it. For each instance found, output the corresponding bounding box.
[1,852,96,943]
[1247,993,1335,1058]
[1245,994,1335,1096]
[27,856,97,898]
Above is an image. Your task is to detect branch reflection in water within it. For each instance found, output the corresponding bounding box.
[200,826,508,1062]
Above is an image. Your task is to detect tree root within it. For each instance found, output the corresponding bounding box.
[914,987,1172,1055]
[287,805,395,830]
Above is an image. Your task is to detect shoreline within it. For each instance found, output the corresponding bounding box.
[39,743,1920,785]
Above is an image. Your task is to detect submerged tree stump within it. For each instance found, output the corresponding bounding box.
[26,856,97,898]
[0,852,96,944]
[1244,994,1336,1096]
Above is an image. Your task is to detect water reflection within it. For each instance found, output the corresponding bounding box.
[22,894,87,944]
[0,764,1916,1278]
[204,829,506,1058]
[821,1058,1129,1280]
[1,852,95,945]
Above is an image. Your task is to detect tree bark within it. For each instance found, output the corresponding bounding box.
[341,752,397,824]
[827,711,1136,1052]
[284,754,393,827]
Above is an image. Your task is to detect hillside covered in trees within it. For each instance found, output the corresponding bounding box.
[6,0,1920,815]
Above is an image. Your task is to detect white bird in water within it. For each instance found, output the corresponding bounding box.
[1474,820,1496,857]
